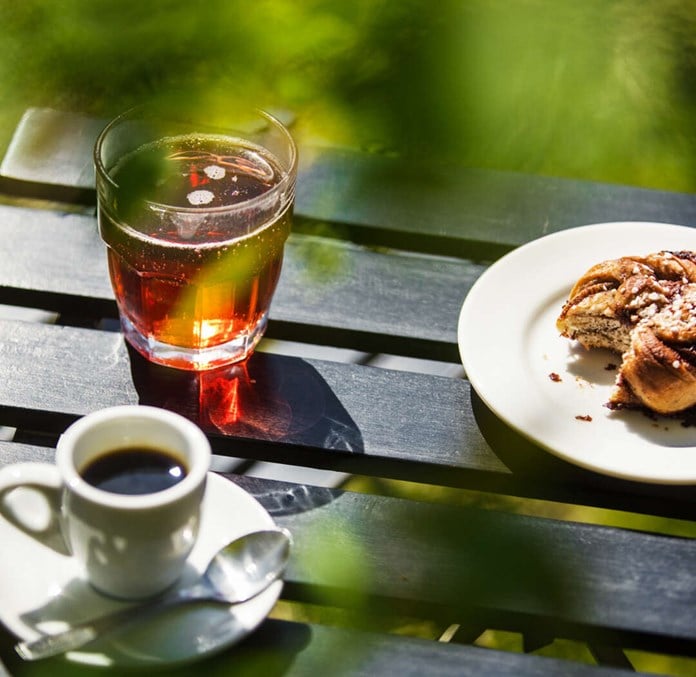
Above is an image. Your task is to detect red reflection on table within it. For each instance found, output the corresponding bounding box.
[199,360,294,440]
[128,346,350,449]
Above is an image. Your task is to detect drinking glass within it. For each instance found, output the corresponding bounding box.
[94,105,297,370]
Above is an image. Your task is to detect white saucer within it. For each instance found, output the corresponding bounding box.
[458,222,696,484]
[0,472,282,667]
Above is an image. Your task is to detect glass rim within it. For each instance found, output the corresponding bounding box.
[93,104,298,216]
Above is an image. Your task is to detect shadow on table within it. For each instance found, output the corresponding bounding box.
[128,347,363,450]
[127,346,363,515]
[470,388,696,517]
[0,618,312,677]
[227,475,342,517]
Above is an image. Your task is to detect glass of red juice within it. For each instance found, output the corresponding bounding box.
[94,105,297,370]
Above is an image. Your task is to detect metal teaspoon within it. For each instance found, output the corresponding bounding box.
[16,528,292,661]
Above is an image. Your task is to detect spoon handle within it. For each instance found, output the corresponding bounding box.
[15,590,208,661]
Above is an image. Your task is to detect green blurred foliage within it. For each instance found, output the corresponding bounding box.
[2,0,696,190]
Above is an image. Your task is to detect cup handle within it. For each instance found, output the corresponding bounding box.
[0,463,70,555]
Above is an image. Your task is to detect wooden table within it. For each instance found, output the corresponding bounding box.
[0,108,694,676]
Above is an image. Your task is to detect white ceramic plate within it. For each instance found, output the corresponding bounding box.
[0,472,282,667]
[458,221,696,484]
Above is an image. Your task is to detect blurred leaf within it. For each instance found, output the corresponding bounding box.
[3,1,696,190]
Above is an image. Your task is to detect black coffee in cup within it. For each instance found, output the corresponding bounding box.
[81,446,188,495]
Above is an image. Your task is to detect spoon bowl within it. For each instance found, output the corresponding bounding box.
[16,528,292,661]
[201,528,293,603]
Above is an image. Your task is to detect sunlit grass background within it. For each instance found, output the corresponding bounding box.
[1,1,696,674]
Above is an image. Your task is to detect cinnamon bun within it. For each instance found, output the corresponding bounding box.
[557,251,696,415]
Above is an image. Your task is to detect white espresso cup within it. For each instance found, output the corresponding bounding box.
[0,405,211,599]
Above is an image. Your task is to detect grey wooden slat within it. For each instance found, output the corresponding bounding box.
[0,318,507,480]
[257,474,696,655]
[0,441,54,465]
[0,320,694,520]
[0,618,635,677]
[296,146,696,259]
[256,623,634,677]
[0,442,692,656]
[3,107,696,258]
[0,108,102,189]
[0,203,480,360]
